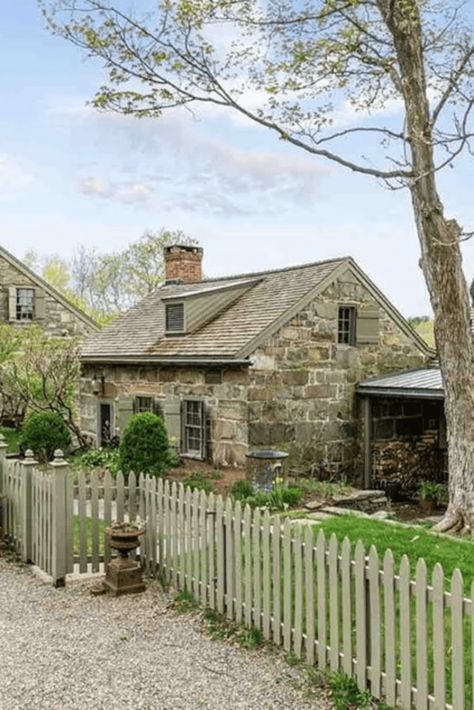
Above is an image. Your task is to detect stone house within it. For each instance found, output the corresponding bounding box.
[80,245,434,480]
[0,244,98,337]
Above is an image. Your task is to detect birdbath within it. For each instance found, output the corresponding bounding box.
[246,449,289,492]
[103,522,146,597]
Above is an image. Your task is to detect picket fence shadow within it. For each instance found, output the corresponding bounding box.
[0,443,472,710]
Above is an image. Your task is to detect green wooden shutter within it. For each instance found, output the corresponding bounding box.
[34,288,46,320]
[8,287,16,321]
[153,397,164,417]
[117,396,134,436]
[356,307,380,344]
[163,399,182,448]
[200,401,208,461]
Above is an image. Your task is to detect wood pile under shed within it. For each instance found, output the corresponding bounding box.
[372,432,447,493]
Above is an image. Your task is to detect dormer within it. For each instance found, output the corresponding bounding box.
[163,279,260,336]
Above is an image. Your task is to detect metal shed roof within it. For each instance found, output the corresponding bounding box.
[357,367,443,399]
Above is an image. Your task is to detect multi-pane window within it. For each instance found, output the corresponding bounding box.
[165,303,185,332]
[135,396,154,413]
[16,288,35,321]
[337,305,357,346]
[182,400,205,457]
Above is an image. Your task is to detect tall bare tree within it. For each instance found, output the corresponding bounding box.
[41,0,474,530]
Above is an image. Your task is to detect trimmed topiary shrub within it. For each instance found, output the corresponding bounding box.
[118,412,169,476]
[20,412,71,464]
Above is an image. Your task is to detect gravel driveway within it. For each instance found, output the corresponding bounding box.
[0,556,330,710]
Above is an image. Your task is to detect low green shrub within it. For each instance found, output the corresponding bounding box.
[118,412,169,476]
[231,480,303,511]
[419,480,446,503]
[328,670,372,709]
[19,412,71,464]
[73,447,120,475]
[231,480,254,500]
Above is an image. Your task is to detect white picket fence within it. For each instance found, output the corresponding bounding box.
[0,442,472,709]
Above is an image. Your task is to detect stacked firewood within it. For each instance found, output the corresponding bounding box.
[372,434,446,493]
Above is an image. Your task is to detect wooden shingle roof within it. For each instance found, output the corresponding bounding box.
[81,257,348,363]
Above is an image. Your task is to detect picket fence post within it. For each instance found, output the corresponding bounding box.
[21,449,37,563]
[50,449,69,588]
[0,433,7,536]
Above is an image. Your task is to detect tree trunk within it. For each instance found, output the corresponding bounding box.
[378,0,474,531]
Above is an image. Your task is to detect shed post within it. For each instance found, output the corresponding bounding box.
[362,397,373,489]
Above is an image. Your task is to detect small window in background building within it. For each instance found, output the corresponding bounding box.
[135,396,154,413]
[338,305,357,346]
[16,288,35,321]
[165,303,185,333]
[182,399,205,458]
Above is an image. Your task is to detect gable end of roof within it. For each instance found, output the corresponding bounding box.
[0,245,99,331]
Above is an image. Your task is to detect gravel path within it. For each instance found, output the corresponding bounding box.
[0,556,331,710]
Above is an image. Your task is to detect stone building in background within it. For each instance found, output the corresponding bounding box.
[0,244,98,337]
[80,244,434,482]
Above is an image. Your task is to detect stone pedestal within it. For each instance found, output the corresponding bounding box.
[104,525,146,597]
[104,557,145,597]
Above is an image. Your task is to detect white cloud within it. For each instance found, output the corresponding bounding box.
[77,176,155,204]
[78,177,113,198]
[58,99,328,214]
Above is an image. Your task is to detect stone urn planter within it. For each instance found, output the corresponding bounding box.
[103,522,146,597]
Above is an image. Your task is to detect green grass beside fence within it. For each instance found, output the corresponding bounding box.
[316,514,474,587]
[72,515,107,555]
[316,514,474,706]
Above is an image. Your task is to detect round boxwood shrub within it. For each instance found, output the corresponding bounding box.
[20,412,71,464]
[118,412,169,476]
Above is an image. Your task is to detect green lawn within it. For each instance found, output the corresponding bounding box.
[0,426,20,454]
[315,514,474,706]
[316,514,474,587]
[72,515,108,555]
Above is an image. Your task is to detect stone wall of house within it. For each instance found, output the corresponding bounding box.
[247,270,429,478]
[0,256,94,337]
[80,364,250,467]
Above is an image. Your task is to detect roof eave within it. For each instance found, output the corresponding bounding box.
[356,385,444,399]
[81,354,251,367]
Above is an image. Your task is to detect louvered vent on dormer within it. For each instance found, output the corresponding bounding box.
[165,302,185,333]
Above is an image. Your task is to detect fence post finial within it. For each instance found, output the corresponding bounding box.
[24,449,35,461]
[0,432,6,448]
[53,449,65,464]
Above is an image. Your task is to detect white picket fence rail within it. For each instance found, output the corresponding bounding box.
[0,442,472,709]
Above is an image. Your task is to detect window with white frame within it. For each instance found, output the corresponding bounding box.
[181,399,205,458]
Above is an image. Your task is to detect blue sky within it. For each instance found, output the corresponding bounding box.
[1,2,473,316]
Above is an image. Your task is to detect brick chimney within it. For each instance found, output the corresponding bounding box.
[164,244,203,284]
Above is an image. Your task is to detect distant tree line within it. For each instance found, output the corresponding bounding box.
[25,229,196,324]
